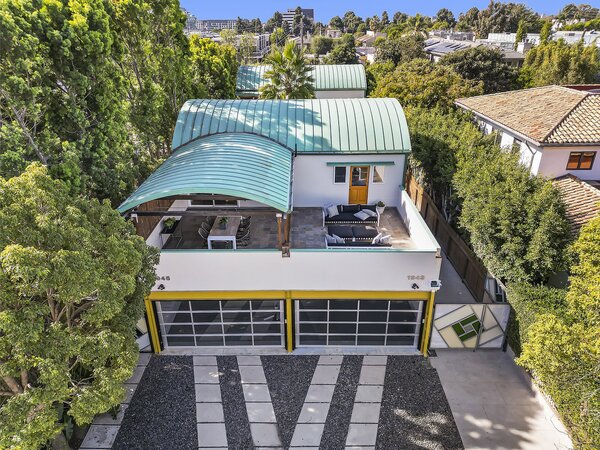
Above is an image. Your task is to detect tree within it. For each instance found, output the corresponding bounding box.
[264,11,284,32]
[329,15,344,31]
[235,17,251,34]
[324,34,358,64]
[0,0,138,203]
[475,2,542,38]
[374,34,426,66]
[311,36,335,56]
[456,7,479,31]
[435,8,457,28]
[514,19,527,47]
[520,40,600,87]
[237,33,256,63]
[342,11,363,34]
[406,107,488,222]
[393,11,409,25]
[539,20,552,43]
[189,37,238,99]
[381,11,390,27]
[369,15,382,32]
[292,7,314,36]
[372,59,483,111]
[219,28,237,46]
[453,138,570,284]
[0,164,157,449]
[260,41,314,99]
[270,27,288,47]
[250,18,262,34]
[517,215,600,449]
[439,46,520,94]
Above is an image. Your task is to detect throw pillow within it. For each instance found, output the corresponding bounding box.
[379,234,392,244]
[326,204,339,218]
[371,232,383,245]
[354,210,370,221]
[325,234,336,245]
[332,234,345,244]
[363,209,377,218]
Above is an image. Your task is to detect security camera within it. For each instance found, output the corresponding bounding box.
[431,280,442,288]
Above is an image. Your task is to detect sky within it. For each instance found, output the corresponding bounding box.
[179,0,572,22]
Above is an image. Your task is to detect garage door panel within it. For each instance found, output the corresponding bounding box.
[157,300,284,348]
[296,299,423,348]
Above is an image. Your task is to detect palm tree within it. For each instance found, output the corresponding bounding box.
[259,40,315,99]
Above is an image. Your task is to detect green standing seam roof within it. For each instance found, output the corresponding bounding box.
[236,64,368,96]
[172,99,411,154]
[117,133,293,213]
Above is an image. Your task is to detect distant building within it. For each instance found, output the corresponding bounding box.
[424,39,524,67]
[429,30,475,41]
[481,30,599,48]
[357,31,387,47]
[197,19,236,32]
[325,28,343,39]
[281,8,314,29]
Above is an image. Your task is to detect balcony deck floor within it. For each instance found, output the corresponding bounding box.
[162,207,414,250]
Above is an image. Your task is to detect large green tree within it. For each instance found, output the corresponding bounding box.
[439,46,520,94]
[453,139,570,284]
[189,37,238,99]
[324,34,358,64]
[0,0,135,203]
[260,41,315,99]
[374,34,426,65]
[371,59,483,111]
[0,164,157,449]
[518,215,600,449]
[520,40,600,87]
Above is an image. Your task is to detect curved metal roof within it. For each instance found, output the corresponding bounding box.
[118,133,293,213]
[236,65,367,96]
[172,99,411,154]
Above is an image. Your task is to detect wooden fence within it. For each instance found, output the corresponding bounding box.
[405,174,488,302]
[133,199,174,239]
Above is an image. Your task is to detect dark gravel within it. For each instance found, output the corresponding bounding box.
[320,355,364,450]
[261,355,319,448]
[112,356,196,450]
[376,356,464,450]
[217,356,253,449]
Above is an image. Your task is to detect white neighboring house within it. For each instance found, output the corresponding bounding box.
[456,85,600,181]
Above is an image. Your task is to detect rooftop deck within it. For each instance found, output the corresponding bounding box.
[162,207,415,251]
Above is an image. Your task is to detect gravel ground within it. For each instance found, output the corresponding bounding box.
[261,355,319,448]
[320,355,364,449]
[112,356,196,450]
[376,356,464,450]
[217,356,254,449]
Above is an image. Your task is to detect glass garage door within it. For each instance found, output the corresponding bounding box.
[156,300,284,348]
[296,300,423,348]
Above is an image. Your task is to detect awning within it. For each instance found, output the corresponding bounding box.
[117,133,293,213]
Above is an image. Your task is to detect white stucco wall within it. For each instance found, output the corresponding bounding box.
[536,146,600,180]
[292,154,406,207]
[315,90,365,99]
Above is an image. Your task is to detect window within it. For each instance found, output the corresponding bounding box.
[191,198,238,207]
[373,166,384,183]
[511,139,522,153]
[333,166,346,184]
[566,151,596,170]
[493,280,507,303]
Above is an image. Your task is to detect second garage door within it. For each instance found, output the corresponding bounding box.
[296,299,423,348]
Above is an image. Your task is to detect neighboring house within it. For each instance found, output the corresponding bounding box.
[118,98,442,354]
[552,174,600,236]
[236,64,367,98]
[325,28,343,39]
[479,32,541,48]
[456,85,600,181]
[554,30,600,47]
[356,46,376,64]
[357,31,387,47]
[480,31,599,48]
[428,30,475,41]
[423,39,525,66]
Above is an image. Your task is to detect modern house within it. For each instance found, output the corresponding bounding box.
[424,39,525,66]
[118,98,442,354]
[456,85,600,181]
[236,64,367,98]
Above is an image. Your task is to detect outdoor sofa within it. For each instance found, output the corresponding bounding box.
[322,204,380,226]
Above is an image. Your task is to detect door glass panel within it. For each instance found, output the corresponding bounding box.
[225,335,252,346]
[160,301,190,312]
[163,324,193,335]
[253,323,282,334]
[299,311,327,321]
[194,324,223,334]
[222,312,251,322]
[223,323,252,334]
[359,311,387,322]
[192,312,221,323]
[388,312,419,322]
[254,336,281,345]
[300,335,326,345]
[387,323,417,334]
[330,300,358,309]
[329,311,357,322]
[386,336,416,346]
[329,323,357,334]
[191,302,220,311]
[252,300,280,310]
[299,300,328,309]
[196,335,224,346]
[329,335,356,345]
[252,311,280,321]
[351,167,368,186]
[358,323,387,334]
[360,300,388,310]
[299,323,327,333]
[221,300,250,310]
[161,312,192,323]
[390,301,421,311]
[166,336,195,346]
[358,335,386,345]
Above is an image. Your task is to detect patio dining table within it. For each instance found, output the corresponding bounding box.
[207,215,242,249]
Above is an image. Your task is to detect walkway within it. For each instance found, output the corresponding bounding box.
[87,354,462,449]
[430,349,573,450]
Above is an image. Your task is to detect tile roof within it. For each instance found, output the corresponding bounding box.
[456,85,600,145]
[552,175,600,235]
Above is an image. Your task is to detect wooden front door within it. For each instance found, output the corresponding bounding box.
[349,166,369,204]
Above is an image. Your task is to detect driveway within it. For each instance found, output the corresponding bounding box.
[83,354,462,449]
[430,349,573,450]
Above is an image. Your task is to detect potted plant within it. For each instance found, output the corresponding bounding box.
[162,217,178,233]
[376,201,386,215]
[218,216,229,229]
